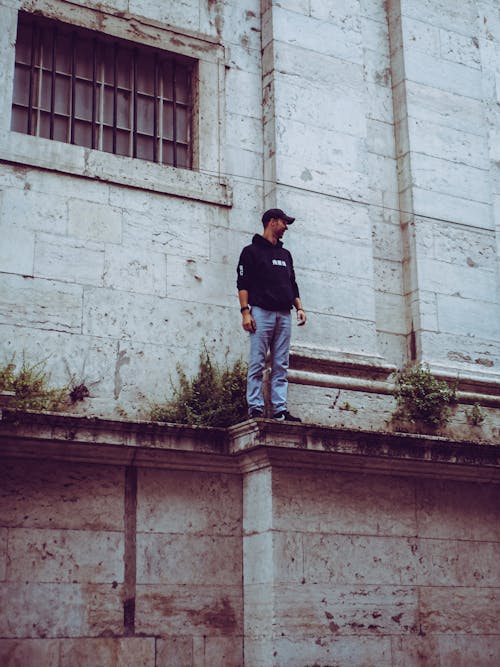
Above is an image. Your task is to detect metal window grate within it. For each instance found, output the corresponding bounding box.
[11,12,194,169]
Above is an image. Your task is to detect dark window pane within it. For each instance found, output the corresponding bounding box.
[136,53,155,95]
[116,128,131,156]
[53,115,69,142]
[117,89,131,128]
[11,107,29,133]
[162,140,174,165]
[103,85,114,124]
[40,76,52,112]
[15,21,33,65]
[175,66,190,104]
[40,29,54,70]
[38,111,51,139]
[137,95,154,134]
[161,61,173,100]
[162,102,173,140]
[102,126,113,153]
[137,134,154,160]
[75,38,94,79]
[12,65,31,106]
[74,119,92,147]
[117,49,132,89]
[55,32,72,74]
[176,106,189,143]
[102,43,115,84]
[54,74,70,115]
[75,80,94,121]
[176,144,188,168]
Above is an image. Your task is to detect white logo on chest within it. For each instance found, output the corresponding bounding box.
[272,259,287,267]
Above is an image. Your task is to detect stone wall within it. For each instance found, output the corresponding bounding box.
[0,0,498,427]
[1,411,499,666]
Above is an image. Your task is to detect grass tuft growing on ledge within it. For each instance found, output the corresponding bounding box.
[0,355,68,411]
[393,363,457,428]
[149,347,248,427]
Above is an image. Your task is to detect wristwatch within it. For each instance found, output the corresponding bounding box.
[240,306,250,313]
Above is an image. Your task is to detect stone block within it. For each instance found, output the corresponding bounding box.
[414,537,500,587]
[439,28,481,69]
[399,0,481,37]
[225,68,262,120]
[226,112,263,154]
[401,15,440,57]
[408,117,490,170]
[68,200,122,244]
[155,637,192,667]
[410,153,491,205]
[243,468,273,534]
[0,274,83,333]
[297,268,376,321]
[272,468,417,536]
[272,583,419,635]
[0,188,67,235]
[419,330,500,371]
[60,638,155,667]
[243,583,274,638]
[436,294,500,339]
[428,222,496,271]
[294,311,378,359]
[7,528,124,584]
[25,168,109,204]
[271,635,391,667]
[273,72,367,137]
[412,186,493,230]
[270,6,363,64]
[34,233,105,286]
[103,245,166,296]
[366,80,395,124]
[135,584,243,637]
[225,145,262,181]
[203,636,244,667]
[418,256,497,300]
[375,291,407,335]
[438,635,500,667]
[137,469,242,536]
[419,586,499,634]
[302,534,418,586]
[0,639,60,667]
[166,255,235,306]
[0,225,34,275]
[0,582,123,638]
[416,478,500,541]
[244,533,274,585]
[0,459,124,531]
[128,0,200,33]
[137,533,241,586]
[390,635,441,667]
[404,49,483,99]
[405,81,485,135]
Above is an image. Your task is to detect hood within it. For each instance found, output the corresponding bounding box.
[252,234,283,248]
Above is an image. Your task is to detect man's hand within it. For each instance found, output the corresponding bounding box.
[242,310,256,332]
[297,308,307,326]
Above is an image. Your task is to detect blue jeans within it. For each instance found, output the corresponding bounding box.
[247,306,292,415]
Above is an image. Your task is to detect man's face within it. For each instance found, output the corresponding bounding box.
[272,217,288,238]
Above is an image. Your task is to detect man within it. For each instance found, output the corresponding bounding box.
[237,208,306,421]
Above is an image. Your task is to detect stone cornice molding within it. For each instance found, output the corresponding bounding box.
[1,409,498,483]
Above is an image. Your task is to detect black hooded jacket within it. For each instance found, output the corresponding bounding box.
[236,234,300,311]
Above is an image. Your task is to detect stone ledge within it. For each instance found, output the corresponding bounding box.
[1,409,498,482]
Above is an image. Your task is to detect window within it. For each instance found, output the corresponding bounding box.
[11,12,194,168]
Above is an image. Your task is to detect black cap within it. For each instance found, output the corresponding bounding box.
[262,208,295,225]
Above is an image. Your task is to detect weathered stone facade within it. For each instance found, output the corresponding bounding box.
[0,412,499,666]
[1,0,499,665]
[0,0,498,424]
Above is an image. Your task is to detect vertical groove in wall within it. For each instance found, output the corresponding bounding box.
[123,464,137,635]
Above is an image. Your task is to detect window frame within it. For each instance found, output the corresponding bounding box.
[0,0,231,207]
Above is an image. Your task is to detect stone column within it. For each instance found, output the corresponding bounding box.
[388,0,500,379]
[260,0,382,364]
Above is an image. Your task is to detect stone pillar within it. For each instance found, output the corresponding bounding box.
[260,0,382,364]
[388,0,500,379]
